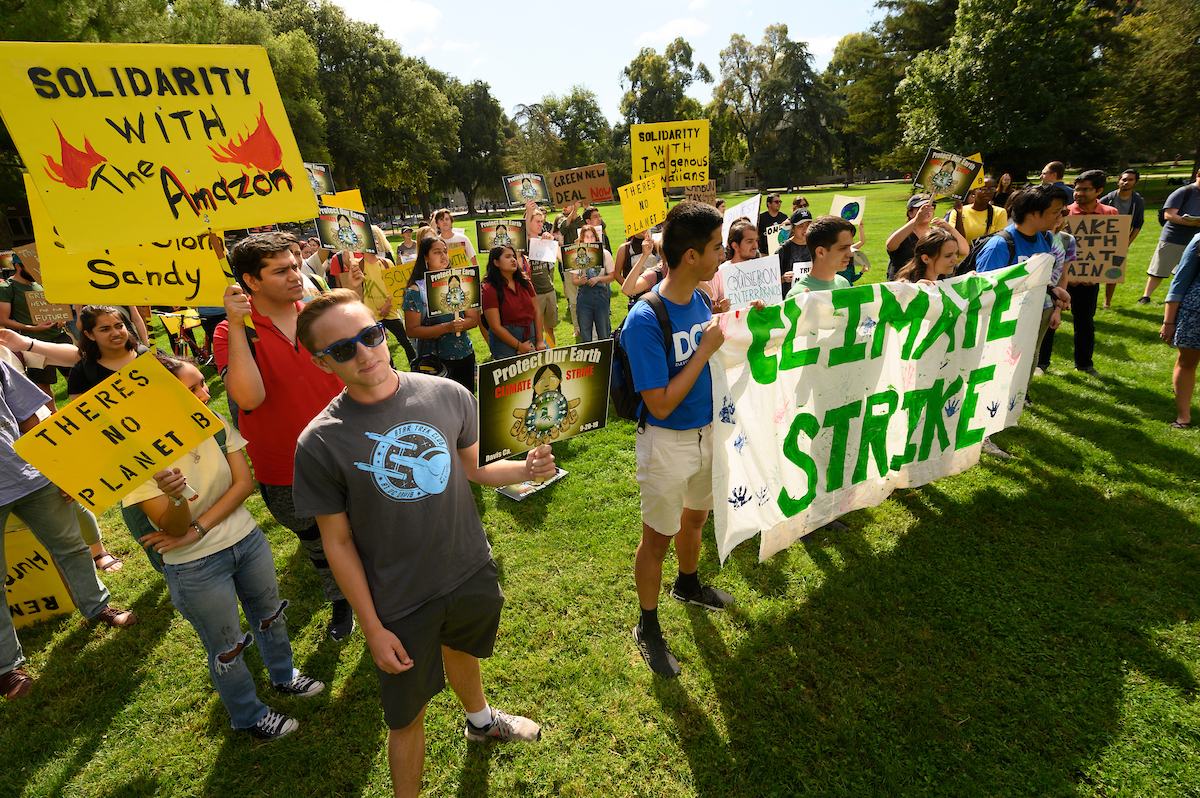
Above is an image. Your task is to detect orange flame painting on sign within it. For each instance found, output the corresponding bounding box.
[43,122,106,189]
[209,102,282,172]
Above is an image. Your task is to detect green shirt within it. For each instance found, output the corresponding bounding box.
[786,272,851,298]
[0,279,61,342]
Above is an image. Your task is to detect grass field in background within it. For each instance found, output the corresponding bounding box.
[2,170,1199,797]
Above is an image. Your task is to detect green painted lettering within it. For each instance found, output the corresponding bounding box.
[828,284,874,366]
[747,305,785,384]
[854,389,899,483]
[873,287,930,360]
[919,376,963,461]
[778,412,820,517]
[986,263,1028,343]
[890,387,932,471]
[822,400,862,492]
[780,299,818,371]
[955,365,995,449]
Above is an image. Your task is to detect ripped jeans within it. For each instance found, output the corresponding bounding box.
[163,526,296,729]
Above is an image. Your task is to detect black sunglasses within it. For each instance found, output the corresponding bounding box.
[318,323,387,362]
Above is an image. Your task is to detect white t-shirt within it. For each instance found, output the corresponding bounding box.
[440,232,477,262]
[122,418,256,565]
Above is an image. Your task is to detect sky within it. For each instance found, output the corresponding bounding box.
[333,0,883,125]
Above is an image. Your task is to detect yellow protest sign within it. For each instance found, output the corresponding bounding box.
[381,261,415,306]
[448,243,470,269]
[631,120,709,185]
[968,153,986,190]
[320,189,364,213]
[24,174,229,305]
[5,521,76,630]
[0,42,317,253]
[619,175,668,237]
[13,352,222,512]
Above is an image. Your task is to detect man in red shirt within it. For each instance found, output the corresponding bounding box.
[1040,169,1118,377]
[214,232,354,641]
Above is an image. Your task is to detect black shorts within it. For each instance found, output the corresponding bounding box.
[377,560,504,730]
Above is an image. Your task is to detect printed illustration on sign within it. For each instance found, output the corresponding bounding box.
[476,219,528,255]
[317,206,374,254]
[913,148,982,202]
[502,173,549,205]
[304,162,335,196]
[511,365,581,446]
[356,423,451,501]
[830,195,866,226]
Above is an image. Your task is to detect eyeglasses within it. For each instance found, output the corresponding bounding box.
[768,199,781,204]
[318,323,387,362]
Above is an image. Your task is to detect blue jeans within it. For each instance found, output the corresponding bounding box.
[576,288,612,342]
[489,323,534,360]
[163,527,295,729]
[0,483,111,676]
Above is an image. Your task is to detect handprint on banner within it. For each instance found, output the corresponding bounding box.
[1005,344,1021,366]
[719,396,736,425]
[756,486,771,506]
[733,432,747,455]
[1008,391,1024,412]
[902,364,916,390]
[774,398,791,424]
[729,486,750,508]
[987,401,1000,418]
[857,316,878,339]
[945,397,961,417]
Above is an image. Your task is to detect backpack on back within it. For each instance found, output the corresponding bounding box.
[1159,185,1198,227]
[955,229,1016,276]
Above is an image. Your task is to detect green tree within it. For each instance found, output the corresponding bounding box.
[542,86,610,170]
[619,38,712,126]
[444,80,508,214]
[873,0,959,59]
[825,32,903,182]
[508,102,562,175]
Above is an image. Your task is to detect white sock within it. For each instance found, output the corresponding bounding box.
[466,705,493,728]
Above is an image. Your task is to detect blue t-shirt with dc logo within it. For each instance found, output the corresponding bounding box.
[625,286,713,430]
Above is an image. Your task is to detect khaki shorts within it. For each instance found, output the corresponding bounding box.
[536,290,558,330]
[635,423,714,536]
[1147,240,1188,278]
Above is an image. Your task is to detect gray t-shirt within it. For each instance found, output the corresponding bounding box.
[0,360,52,505]
[292,371,490,623]
[1099,190,1144,231]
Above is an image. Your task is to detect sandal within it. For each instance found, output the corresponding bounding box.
[93,552,123,573]
[1169,421,1191,430]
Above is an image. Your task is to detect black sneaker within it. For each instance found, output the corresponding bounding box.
[670,584,734,611]
[328,600,354,642]
[247,710,299,741]
[273,672,325,698]
[1077,366,1100,377]
[1136,296,1151,305]
[632,623,681,678]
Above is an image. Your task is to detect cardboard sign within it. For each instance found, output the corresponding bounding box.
[563,242,601,276]
[618,175,667,237]
[476,219,528,256]
[764,216,789,256]
[305,162,335,196]
[712,255,1052,562]
[528,237,559,263]
[13,352,222,512]
[5,521,76,630]
[722,194,761,246]
[1,42,317,253]
[25,290,73,324]
[425,266,481,315]
[685,181,717,206]
[25,174,229,305]
[316,206,374,253]
[719,254,782,311]
[1064,214,1131,284]
[913,147,982,202]
[477,340,613,466]
[631,120,710,185]
[503,173,549,205]
[830,195,866,226]
[12,242,41,282]
[546,163,612,207]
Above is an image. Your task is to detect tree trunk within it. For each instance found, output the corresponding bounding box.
[465,188,477,216]
[418,193,432,222]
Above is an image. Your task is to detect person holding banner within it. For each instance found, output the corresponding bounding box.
[570,225,616,343]
[403,236,478,391]
[215,232,355,643]
[433,209,479,267]
[626,201,733,679]
[292,291,554,796]
[1160,232,1200,429]
[0,360,138,700]
[123,353,325,740]
[894,228,962,283]
[483,245,545,359]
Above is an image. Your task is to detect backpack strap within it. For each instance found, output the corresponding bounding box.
[213,425,228,454]
[637,292,676,432]
[985,204,994,233]
[998,229,1017,266]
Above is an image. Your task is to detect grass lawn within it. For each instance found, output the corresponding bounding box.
[3,175,1199,797]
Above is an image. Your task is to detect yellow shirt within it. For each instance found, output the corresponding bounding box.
[951,204,1008,242]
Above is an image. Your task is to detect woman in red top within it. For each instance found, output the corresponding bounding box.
[482,245,546,359]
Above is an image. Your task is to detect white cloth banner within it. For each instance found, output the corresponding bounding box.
[711,255,1052,562]
[723,194,761,245]
[720,254,782,311]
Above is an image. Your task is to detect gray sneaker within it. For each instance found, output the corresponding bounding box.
[247,710,299,741]
[464,708,541,742]
[981,436,1013,460]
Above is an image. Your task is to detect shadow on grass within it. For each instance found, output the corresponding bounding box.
[653,462,1200,797]
[454,742,495,798]
[0,582,175,798]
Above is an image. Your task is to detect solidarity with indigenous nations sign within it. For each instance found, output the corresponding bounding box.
[0,42,316,253]
[631,120,710,185]
[711,255,1051,562]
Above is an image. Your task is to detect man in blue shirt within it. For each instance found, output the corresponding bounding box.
[625,201,731,678]
[1040,160,1074,205]
[1140,168,1200,304]
[974,183,1069,273]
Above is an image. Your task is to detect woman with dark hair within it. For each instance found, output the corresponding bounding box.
[482,244,545,359]
[402,235,478,391]
[617,230,661,306]
[894,228,961,284]
[1161,233,1200,429]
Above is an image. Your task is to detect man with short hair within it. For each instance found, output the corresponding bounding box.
[626,201,732,679]
[432,209,479,267]
[1100,168,1145,309]
[0,359,137,700]
[0,259,73,412]
[292,290,552,797]
[949,175,1008,242]
[777,209,813,294]
[1040,161,1074,205]
[757,193,789,256]
[1139,168,1200,304]
[214,232,355,641]
[786,216,857,296]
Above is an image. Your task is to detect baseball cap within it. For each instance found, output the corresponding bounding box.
[788,209,813,226]
[906,195,932,212]
[401,226,413,233]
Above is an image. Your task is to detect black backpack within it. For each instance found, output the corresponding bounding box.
[610,290,711,429]
[955,229,1017,276]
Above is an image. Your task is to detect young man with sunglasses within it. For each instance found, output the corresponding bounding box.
[214,232,355,642]
[757,193,789,256]
[292,290,554,798]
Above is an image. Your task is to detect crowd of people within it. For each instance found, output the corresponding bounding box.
[0,163,1196,796]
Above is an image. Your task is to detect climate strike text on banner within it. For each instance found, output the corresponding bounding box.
[710,255,1052,562]
[0,42,317,253]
